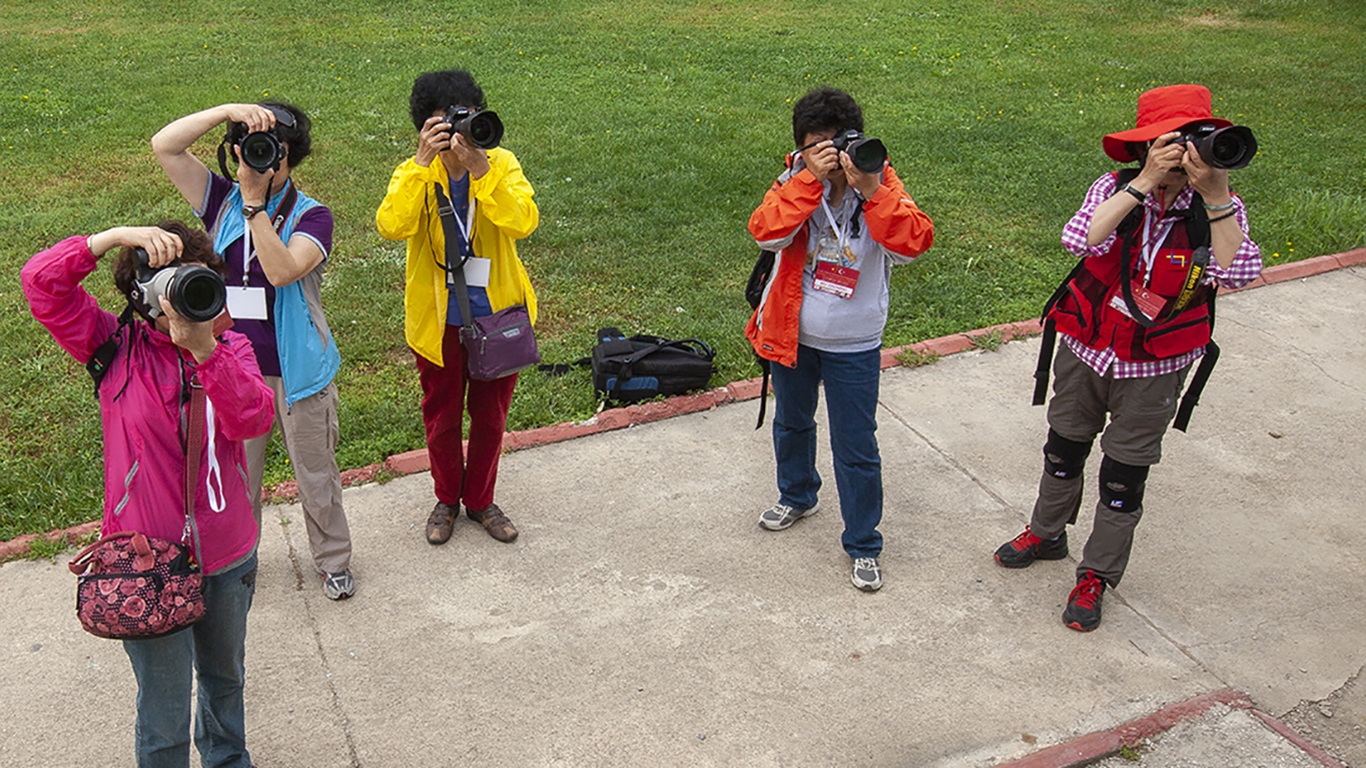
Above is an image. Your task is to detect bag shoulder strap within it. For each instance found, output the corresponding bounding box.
[183,377,206,568]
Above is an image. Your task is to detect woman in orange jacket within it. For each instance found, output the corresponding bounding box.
[746,87,934,592]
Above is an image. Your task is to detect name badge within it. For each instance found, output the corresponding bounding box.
[1108,282,1164,321]
[463,257,492,288]
[225,286,269,320]
[812,260,860,299]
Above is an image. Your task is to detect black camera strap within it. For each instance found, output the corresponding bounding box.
[1116,193,1212,329]
[87,302,137,396]
[432,184,476,330]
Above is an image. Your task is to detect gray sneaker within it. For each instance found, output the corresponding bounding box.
[851,557,882,592]
[758,501,820,531]
[320,569,355,600]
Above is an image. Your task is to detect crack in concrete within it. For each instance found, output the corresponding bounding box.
[279,517,364,768]
[1217,315,1362,395]
[877,400,1018,514]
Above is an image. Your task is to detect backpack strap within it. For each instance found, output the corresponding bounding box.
[1031,259,1087,406]
[1033,170,1141,406]
[607,338,713,401]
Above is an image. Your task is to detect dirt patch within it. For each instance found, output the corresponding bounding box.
[1279,665,1366,768]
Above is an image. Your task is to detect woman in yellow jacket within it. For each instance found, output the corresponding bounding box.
[376,69,538,546]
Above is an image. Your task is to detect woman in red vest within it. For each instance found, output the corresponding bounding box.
[993,84,1262,632]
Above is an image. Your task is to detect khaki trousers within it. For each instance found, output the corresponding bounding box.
[246,377,352,574]
[1030,345,1188,586]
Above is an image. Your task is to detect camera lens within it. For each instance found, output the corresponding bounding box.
[240,132,282,172]
[847,138,888,173]
[169,266,227,323]
[1205,126,1256,170]
[463,111,504,150]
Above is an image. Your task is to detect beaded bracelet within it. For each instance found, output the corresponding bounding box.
[1209,210,1237,224]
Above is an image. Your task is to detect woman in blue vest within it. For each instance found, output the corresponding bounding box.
[153,102,356,600]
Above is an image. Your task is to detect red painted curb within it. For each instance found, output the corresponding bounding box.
[1335,247,1366,268]
[996,688,1252,767]
[6,247,1362,560]
[994,688,1346,768]
[0,521,100,561]
[1249,710,1349,768]
[1260,253,1342,285]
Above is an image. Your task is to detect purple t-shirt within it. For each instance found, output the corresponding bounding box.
[200,172,334,377]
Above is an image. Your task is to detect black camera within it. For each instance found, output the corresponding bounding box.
[236,106,298,173]
[830,129,888,173]
[443,106,504,150]
[1174,123,1257,170]
[130,249,227,323]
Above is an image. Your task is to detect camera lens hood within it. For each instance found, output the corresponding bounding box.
[168,266,227,323]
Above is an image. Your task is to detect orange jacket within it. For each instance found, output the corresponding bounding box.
[745,163,934,368]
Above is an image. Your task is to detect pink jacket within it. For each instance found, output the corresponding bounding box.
[22,236,275,574]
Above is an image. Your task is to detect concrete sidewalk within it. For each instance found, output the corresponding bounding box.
[2,263,1363,767]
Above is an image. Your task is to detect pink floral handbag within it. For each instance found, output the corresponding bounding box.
[69,374,208,640]
[68,531,205,639]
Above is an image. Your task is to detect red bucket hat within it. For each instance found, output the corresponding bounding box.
[1102,84,1232,163]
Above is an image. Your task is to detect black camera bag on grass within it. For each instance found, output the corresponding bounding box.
[591,328,716,403]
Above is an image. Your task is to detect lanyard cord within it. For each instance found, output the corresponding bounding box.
[241,179,299,286]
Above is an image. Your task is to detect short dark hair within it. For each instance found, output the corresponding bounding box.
[112,221,225,307]
[791,87,864,147]
[410,69,487,131]
[222,101,313,168]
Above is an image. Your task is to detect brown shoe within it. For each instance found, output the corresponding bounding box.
[425,502,457,545]
[467,503,518,543]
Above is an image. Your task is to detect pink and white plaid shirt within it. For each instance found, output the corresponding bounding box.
[1058,172,1262,379]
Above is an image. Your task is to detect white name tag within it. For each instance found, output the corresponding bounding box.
[463,257,492,288]
[225,286,269,320]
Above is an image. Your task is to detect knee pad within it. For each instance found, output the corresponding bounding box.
[1043,429,1094,480]
[1099,456,1149,513]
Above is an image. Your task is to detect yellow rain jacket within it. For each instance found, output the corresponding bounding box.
[376,149,539,366]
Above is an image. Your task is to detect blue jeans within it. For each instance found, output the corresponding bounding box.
[771,344,883,559]
[122,553,257,768]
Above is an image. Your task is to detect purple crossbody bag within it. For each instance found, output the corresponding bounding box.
[433,184,539,380]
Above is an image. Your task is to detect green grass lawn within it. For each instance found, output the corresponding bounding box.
[3,0,1364,539]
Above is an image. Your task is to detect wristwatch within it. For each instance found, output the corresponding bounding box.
[242,203,268,220]
[1119,183,1146,204]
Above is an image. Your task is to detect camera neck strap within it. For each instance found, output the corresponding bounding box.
[1115,184,1213,329]
[432,184,475,329]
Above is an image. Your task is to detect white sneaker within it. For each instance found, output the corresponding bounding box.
[851,557,882,592]
[758,501,820,531]
[320,569,355,600]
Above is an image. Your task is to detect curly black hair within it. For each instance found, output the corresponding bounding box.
[792,87,864,147]
[409,69,487,131]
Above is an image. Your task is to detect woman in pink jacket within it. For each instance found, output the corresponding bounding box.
[22,221,274,768]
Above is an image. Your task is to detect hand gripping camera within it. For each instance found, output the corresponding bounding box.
[236,105,298,173]
[129,249,227,323]
[1173,122,1258,170]
[830,129,888,173]
[443,106,504,150]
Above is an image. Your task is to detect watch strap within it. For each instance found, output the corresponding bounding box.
[1119,183,1146,204]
